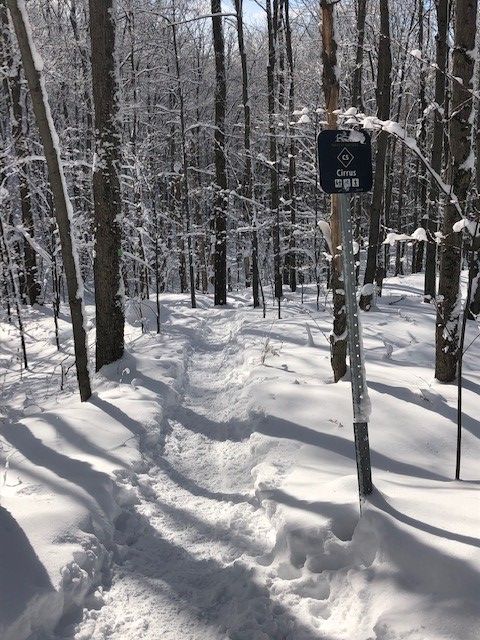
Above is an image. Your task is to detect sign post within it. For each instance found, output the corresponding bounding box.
[317,129,373,497]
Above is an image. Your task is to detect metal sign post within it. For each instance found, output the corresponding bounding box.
[338,193,372,496]
[317,129,373,497]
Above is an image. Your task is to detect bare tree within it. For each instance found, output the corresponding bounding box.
[435,0,478,382]
[6,0,91,401]
[359,0,392,311]
[89,0,125,370]
[321,0,347,382]
[211,0,227,306]
[424,0,450,302]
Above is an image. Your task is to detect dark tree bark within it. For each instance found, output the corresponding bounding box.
[0,5,40,305]
[89,0,125,371]
[424,0,451,302]
[352,0,367,112]
[359,0,392,311]
[267,0,282,302]
[412,0,427,274]
[435,0,478,383]
[234,0,260,308]
[7,0,91,400]
[171,11,196,309]
[284,0,297,292]
[211,0,227,306]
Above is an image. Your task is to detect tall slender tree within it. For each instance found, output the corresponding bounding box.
[234,0,260,307]
[359,0,392,311]
[424,0,450,302]
[435,0,478,382]
[89,0,125,370]
[211,0,227,306]
[6,0,91,400]
[267,0,282,303]
[321,0,347,382]
[0,4,40,305]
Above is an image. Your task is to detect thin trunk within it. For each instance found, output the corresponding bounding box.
[435,0,477,382]
[285,0,297,292]
[352,0,367,111]
[1,5,39,305]
[234,0,260,307]
[7,0,91,400]
[321,0,347,381]
[267,0,282,302]
[425,0,450,301]
[359,0,392,311]
[171,14,196,308]
[211,0,227,306]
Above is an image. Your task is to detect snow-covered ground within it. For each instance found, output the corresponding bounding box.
[1,274,479,640]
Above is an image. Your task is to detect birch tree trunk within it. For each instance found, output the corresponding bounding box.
[435,0,478,382]
[6,0,91,401]
[89,0,125,371]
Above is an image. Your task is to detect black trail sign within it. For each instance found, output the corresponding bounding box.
[317,129,373,194]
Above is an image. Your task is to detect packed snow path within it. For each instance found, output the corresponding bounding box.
[71,310,307,640]
[2,278,479,640]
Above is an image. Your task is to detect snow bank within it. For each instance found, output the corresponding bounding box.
[0,299,188,640]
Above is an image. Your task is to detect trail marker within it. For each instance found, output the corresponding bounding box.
[317,129,373,497]
[317,129,373,194]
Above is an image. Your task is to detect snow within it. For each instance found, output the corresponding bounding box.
[297,114,311,124]
[411,227,428,242]
[361,283,375,296]
[317,220,333,254]
[1,277,480,640]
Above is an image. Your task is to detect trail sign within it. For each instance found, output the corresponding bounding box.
[316,127,373,499]
[317,129,373,194]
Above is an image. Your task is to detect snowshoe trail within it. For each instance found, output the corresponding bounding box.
[70,309,289,640]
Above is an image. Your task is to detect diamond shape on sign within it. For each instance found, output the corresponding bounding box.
[338,147,354,169]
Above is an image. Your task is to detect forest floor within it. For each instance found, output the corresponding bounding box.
[1,274,479,640]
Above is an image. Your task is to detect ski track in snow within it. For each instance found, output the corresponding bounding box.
[69,310,302,640]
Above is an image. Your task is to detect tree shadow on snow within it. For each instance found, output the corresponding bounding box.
[1,421,116,520]
[118,516,332,640]
[368,380,480,440]
[155,455,258,507]
[364,498,480,639]
[0,506,56,633]
[370,490,480,549]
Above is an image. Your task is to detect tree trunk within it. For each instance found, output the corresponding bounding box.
[0,4,40,305]
[425,0,450,301]
[171,11,196,309]
[89,0,124,371]
[267,0,282,302]
[412,0,427,275]
[211,0,227,306]
[234,0,260,307]
[7,0,91,400]
[285,0,297,292]
[359,0,392,311]
[321,0,347,382]
[435,0,477,383]
[352,0,367,111]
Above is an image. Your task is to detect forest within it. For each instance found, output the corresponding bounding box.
[0,1,479,639]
